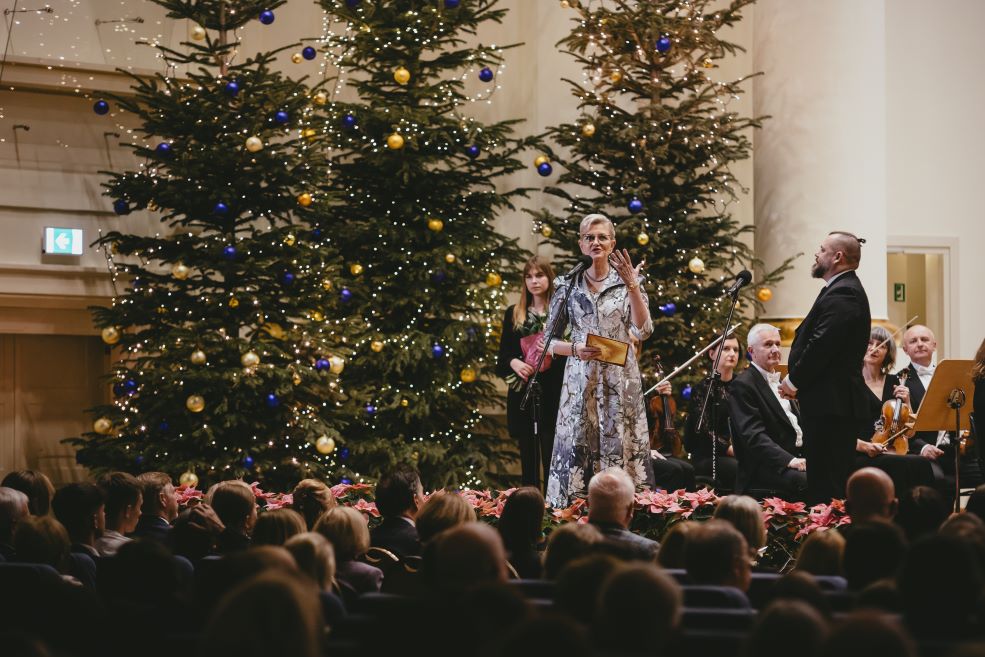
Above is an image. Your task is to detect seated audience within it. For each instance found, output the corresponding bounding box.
[684,519,752,594]
[742,600,828,657]
[588,466,659,561]
[424,522,509,598]
[795,528,845,577]
[820,611,917,657]
[497,486,545,579]
[656,520,696,570]
[713,494,767,561]
[593,563,682,655]
[315,506,382,601]
[939,512,985,571]
[845,467,897,524]
[843,521,906,591]
[51,482,105,559]
[370,464,423,558]
[894,484,948,541]
[554,554,621,625]
[208,480,257,554]
[542,522,602,580]
[291,478,336,531]
[132,472,179,544]
[899,534,984,639]
[199,545,299,612]
[770,570,831,618]
[0,487,29,560]
[1,470,55,516]
[171,503,224,562]
[12,515,74,580]
[94,472,142,556]
[965,483,985,524]
[415,490,476,545]
[284,531,345,625]
[252,508,306,547]
[498,615,591,657]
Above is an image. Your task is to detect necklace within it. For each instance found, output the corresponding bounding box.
[584,268,609,283]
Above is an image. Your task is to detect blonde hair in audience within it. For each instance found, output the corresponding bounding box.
[713,495,767,552]
[314,506,371,561]
[415,490,477,544]
[285,531,337,591]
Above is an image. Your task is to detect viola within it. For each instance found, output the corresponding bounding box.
[871,370,913,455]
[648,356,685,458]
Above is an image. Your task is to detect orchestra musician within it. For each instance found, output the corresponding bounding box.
[684,336,740,492]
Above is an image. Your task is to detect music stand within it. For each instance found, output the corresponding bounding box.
[911,359,976,512]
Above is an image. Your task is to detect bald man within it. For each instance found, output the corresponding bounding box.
[846,467,897,524]
[781,231,871,504]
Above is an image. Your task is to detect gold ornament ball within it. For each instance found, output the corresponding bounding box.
[101,326,121,345]
[349,263,364,276]
[186,394,205,413]
[179,471,199,487]
[245,136,263,153]
[190,350,207,365]
[400,398,409,407]
[540,225,553,238]
[241,351,260,368]
[315,435,336,455]
[370,340,384,353]
[394,66,411,85]
[688,256,705,274]
[460,367,477,383]
[284,233,296,246]
[191,25,207,41]
[292,372,302,385]
[321,278,333,291]
[311,310,324,322]
[581,123,596,137]
[297,192,313,207]
[291,53,303,64]
[637,232,650,246]
[228,297,240,308]
[703,58,714,69]
[329,355,345,374]
[610,70,623,83]
[313,91,328,106]
[387,133,405,150]
[93,417,113,435]
[171,263,190,280]
[534,154,550,167]
[302,128,318,140]
[757,287,773,302]
[264,323,286,340]
[427,217,444,232]
[156,306,167,315]
[445,253,456,264]
[560,0,570,7]
[486,272,502,287]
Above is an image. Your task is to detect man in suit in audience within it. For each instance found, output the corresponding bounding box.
[370,463,424,558]
[587,467,659,561]
[132,472,179,544]
[0,486,29,560]
[51,482,105,559]
[728,323,808,500]
[781,231,872,504]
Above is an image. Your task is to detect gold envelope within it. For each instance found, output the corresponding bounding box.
[585,333,629,367]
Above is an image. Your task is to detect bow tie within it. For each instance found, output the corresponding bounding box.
[766,371,781,385]
[914,364,935,377]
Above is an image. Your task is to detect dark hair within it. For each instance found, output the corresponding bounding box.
[497,487,545,553]
[895,485,947,541]
[374,464,421,517]
[821,611,916,657]
[98,472,142,521]
[136,472,172,516]
[543,522,603,580]
[14,515,71,572]
[555,553,621,625]
[843,521,906,592]
[209,481,255,530]
[51,482,104,539]
[2,470,55,516]
[593,564,682,654]
[899,535,983,639]
[965,484,985,524]
[743,600,828,657]
[683,519,748,586]
[657,521,696,569]
[252,508,307,547]
[291,479,336,530]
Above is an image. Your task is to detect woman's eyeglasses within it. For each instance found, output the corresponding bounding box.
[580,234,612,244]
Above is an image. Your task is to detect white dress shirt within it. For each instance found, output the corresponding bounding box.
[94,530,131,557]
[752,361,803,448]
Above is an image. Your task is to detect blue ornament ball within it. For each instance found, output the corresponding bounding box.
[259,9,275,24]
[243,455,255,468]
[134,455,145,465]
[365,404,376,416]
[340,287,352,302]
[112,383,125,397]
[431,270,447,284]
[658,302,677,317]
[113,199,130,215]
[340,447,350,460]
[155,142,172,157]
[265,393,280,408]
[341,114,357,130]
[478,67,494,82]
[223,245,237,260]
[274,110,289,125]
[315,358,330,371]
[302,46,317,60]
[628,198,644,214]
[466,145,480,159]
[93,100,110,115]
[537,162,553,177]
[224,80,240,97]
[656,36,672,53]
[280,271,295,286]
[431,344,445,358]
[444,0,461,7]
[158,420,170,432]
[345,0,360,7]
[681,384,693,400]
[311,228,322,239]
[341,477,352,484]
[213,201,229,215]
[123,378,138,394]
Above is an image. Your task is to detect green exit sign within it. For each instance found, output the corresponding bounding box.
[894,282,906,302]
[43,227,84,255]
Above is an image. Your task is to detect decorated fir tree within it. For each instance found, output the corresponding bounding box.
[312,0,540,488]
[532,0,791,395]
[68,0,366,489]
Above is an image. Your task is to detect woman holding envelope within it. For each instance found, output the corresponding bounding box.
[543,213,654,508]
[496,256,567,488]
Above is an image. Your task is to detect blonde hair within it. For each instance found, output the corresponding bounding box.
[512,256,557,330]
[285,531,337,591]
[253,508,307,547]
[713,495,767,551]
[416,491,476,544]
[291,479,337,530]
[314,506,370,561]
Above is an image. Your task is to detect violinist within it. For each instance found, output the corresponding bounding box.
[684,336,740,492]
[855,326,934,495]
[647,377,697,492]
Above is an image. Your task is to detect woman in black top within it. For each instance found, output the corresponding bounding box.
[496,256,566,488]
[684,336,740,492]
[974,337,985,431]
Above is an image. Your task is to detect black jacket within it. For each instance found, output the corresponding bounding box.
[370,517,421,559]
[788,270,871,420]
[900,363,936,454]
[727,366,801,494]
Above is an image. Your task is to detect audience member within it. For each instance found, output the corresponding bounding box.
[855,578,901,613]
[843,521,906,591]
[497,486,545,578]
[252,508,306,547]
[370,464,423,557]
[820,611,917,657]
[742,600,828,657]
[1,470,54,516]
[795,528,845,577]
[899,534,984,639]
[291,479,336,531]
[133,472,179,544]
[770,570,831,618]
[171,503,224,562]
[845,467,897,524]
[939,512,985,571]
[542,522,602,580]
[415,490,476,544]
[587,466,659,561]
[94,472,142,556]
[0,486,29,560]
[314,506,382,601]
[208,481,257,554]
[284,531,345,626]
[554,553,621,625]
[684,519,752,593]
[593,563,682,655]
[713,494,767,559]
[51,482,105,558]
[965,483,985,524]
[895,484,948,541]
[497,615,592,657]
[424,522,509,598]
[656,520,696,570]
[12,515,73,579]
[199,545,299,612]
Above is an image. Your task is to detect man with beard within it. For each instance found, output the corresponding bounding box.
[780,232,871,504]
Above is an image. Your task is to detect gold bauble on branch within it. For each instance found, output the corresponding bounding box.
[297,192,313,207]
[301,128,318,140]
[636,232,650,246]
[179,471,199,487]
[393,66,411,85]
[688,257,705,274]
[313,91,328,106]
[186,394,205,413]
[370,340,384,353]
[349,263,364,276]
[241,351,260,368]
[101,326,121,345]
[264,323,286,340]
[190,25,207,41]
[427,217,444,232]
[228,297,240,308]
[283,233,296,246]
[321,278,333,291]
[292,372,302,385]
[485,272,502,287]
[703,58,714,69]
[609,70,623,83]
[400,398,409,407]
[171,263,191,280]
[190,349,207,365]
[757,287,773,302]
[460,367,477,383]
[315,435,336,454]
[245,136,263,153]
[291,53,303,64]
[93,417,113,435]
[534,154,549,167]
[311,310,324,322]
[444,253,456,264]
[540,225,553,238]
[581,123,596,137]
[156,306,167,315]
[387,132,405,150]
[329,355,345,374]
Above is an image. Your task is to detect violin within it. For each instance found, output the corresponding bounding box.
[649,356,685,458]
[871,370,913,455]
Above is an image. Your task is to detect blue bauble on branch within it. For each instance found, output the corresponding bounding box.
[341,114,357,130]
[341,477,352,484]
[158,420,169,432]
[134,455,145,465]
[280,270,295,286]
[340,448,350,460]
[340,287,352,302]
[658,302,677,317]
[265,393,280,408]
[365,404,376,416]
[478,67,494,82]
[681,384,693,400]
[628,198,644,214]
[431,344,445,358]
[537,162,553,177]
[444,0,461,7]
[222,245,237,260]
[274,110,289,125]
[155,142,172,157]
[123,378,139,394]
[223,80,240,97]
[112,199,130,215]
[259,9,275,24]
[302,46,317,60]
[431,270,447,284]
[112,382,125,397]
[345,0,360,8]
[466,145,480,159]
[315,358,330,371]
[93,100,110,115]
[243,455,255,468]
[656,36,672,53]
[213,201,229,215]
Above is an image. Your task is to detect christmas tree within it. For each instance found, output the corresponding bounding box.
[532,0,791,392]
[312,0,540,488]
[67,0,366,490]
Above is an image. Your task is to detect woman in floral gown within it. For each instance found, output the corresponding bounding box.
[544,214,654,508]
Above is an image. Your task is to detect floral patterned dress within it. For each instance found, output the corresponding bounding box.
[545,268,655,508]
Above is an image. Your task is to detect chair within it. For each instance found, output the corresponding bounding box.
[682,584,752,609]
[508,578,555,600]
[682,607,757,631]
[363,546,399,567]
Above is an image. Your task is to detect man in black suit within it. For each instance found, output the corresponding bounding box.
[727,323,808,499]
[780,231,871,504]
[370,463,423,558]
[131,472,179,545]
[587,467,660,561]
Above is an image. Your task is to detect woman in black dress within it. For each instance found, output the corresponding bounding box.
[974,337,985,430]
[684,336,740,492]
[496,256,566,488]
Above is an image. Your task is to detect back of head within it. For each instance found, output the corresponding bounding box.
[497,487,545,552]
[820,611,916,657]
[899,534,983,638]
[939,513,985,572]
[771,570,830,618]
[795,528,845,576]
[895,485,947,540]
[1,470,54,516]
[587,467,635,526]
[415,490,476,544]
[684,519,751,589]
[843,520,906,591]
[51,482,104,541]
[13,515,70,570]
[966,484,985,524]
[846,467,896,523]
[203,545,300,611]
[137,471,174,518]
[97,471,142,524]
[252,508,306,547]
[554,553,621,625]
[284,532,336,591]
[426,522,507,597]
[499,614,591,657]
[200,572,321,657]
[743,600,828,657]
[713,495,766,552]
[373,464,421,518]
[657,521,696,569]
[0,486,30,543]
[542,522,603,580]
[172,504,224,561]
[290,479,335,530]
[593,564,682,654]
[313,506,370,561]
[107,539,183,606]
[208,481,256,532]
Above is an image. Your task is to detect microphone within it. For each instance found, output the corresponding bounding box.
[725,270,753,296]
[564,255,594,280]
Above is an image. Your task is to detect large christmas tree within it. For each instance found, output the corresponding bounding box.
[532,0,791,390]
[312,0,540,488]
[68,0,366,489]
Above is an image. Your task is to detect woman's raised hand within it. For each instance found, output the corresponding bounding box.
[610,248,644,286]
